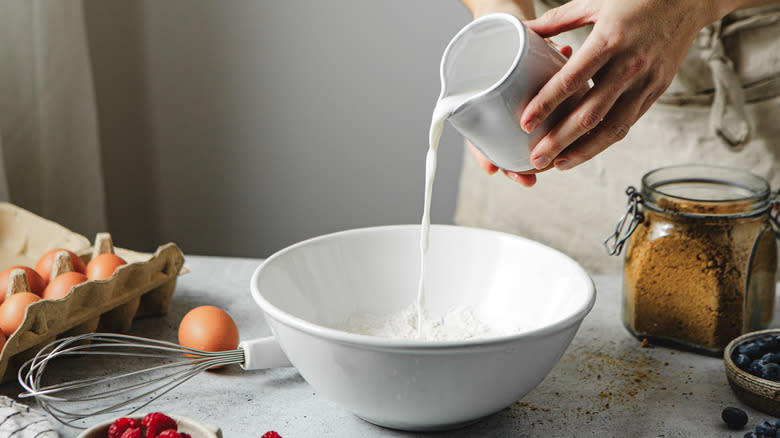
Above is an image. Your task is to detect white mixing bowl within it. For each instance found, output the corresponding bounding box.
[250,225,595,431]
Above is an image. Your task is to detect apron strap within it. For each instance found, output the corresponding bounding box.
[676,6,780,147]
[699,20,751,146]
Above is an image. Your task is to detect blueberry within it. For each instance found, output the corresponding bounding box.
[775,418,780,429]
[757,335,780,351]
[735,354,754,369]
[765,353,780,364]
[744,432,756,438]
[750,360,765,376]
[760,353,776,364]
[756,421,776,435]
[722,406,749,429]
[738,342,764,359]
[760,363,780,381]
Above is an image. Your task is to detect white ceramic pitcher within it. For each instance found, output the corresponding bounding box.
[440,13,582,172]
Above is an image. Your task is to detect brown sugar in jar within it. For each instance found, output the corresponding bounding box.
[607,165,778,355]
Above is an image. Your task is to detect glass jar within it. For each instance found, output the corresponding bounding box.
[606,164,779,355]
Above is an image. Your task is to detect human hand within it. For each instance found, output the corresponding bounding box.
[468,140,539,186]
[519,0,720,172]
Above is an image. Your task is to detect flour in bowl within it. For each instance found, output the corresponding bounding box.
[344,304,501,341]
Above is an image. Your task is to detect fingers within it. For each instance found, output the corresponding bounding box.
[544,39,573,58]
[502,170,537,187]
[552,85,647,170]
[519,31,612,137]
[467,141,543,186]
[525,1,595,38]
[528,61,629,169]
[531,48,670,171]
[467,141,499,175]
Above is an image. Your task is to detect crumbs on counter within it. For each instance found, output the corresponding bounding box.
[509,342,666,428]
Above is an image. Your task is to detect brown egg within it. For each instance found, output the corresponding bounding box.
[86,253,127,280]
[0,266,45,302]
[178,306,239,353]
[35,249,86,285]
[42,272,88,300]
[0,292,41,337]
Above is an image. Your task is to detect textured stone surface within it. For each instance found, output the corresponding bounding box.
[1,255,777,437]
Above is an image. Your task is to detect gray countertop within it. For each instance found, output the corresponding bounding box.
[1,255,778,437]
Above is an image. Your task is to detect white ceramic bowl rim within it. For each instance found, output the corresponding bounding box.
[250,224,597,350]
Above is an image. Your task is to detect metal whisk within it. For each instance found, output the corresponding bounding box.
[17,333,245,428]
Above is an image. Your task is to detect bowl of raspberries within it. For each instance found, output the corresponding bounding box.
[725,329,780,417]
[77,412,221,438]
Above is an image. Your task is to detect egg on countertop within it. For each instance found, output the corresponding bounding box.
[178,305,239,353]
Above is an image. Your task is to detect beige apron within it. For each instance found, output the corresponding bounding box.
[454,4,780,275]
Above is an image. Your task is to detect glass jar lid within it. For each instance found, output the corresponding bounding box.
[641,164,772,217]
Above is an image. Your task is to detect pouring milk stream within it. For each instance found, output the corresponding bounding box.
[347,14,575,339]
[417,87,495,337]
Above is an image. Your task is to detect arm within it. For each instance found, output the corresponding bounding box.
[461,0,536,19]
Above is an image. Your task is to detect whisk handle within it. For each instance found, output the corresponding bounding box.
[239,336,292,370]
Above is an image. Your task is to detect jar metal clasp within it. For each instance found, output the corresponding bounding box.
[604,186,644,256]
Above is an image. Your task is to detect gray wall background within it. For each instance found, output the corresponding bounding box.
[83,1,472,258]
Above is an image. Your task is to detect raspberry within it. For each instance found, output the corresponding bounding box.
[180,434,191,438]
[108,418,141,438]
[119,427,142,438]
[261,432,282,438]
[141,413,177,438]
[155,430,181,438]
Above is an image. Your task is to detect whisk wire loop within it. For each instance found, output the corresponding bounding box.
[17,333,245,428]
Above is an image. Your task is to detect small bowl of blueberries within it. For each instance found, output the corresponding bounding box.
[725,329,780,417]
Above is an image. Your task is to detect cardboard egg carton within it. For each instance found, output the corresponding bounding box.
[0,202,185,383]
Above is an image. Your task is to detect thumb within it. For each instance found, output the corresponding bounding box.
[525,2,594,38]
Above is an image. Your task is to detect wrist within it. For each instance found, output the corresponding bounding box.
[711,0,740,21]
[709,0,778,21]
[462,0,536,20]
